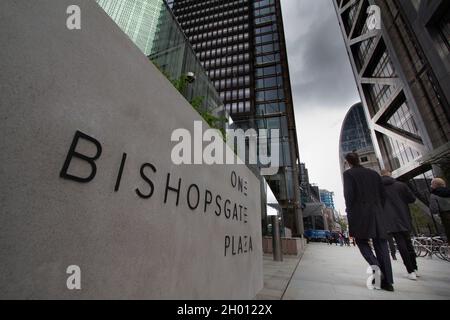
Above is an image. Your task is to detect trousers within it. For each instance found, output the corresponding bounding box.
[356,238,394,285]
[391,231,417,274]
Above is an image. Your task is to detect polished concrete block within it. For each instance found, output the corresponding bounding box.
[0,0,263,299]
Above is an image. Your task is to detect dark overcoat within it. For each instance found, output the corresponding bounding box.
[381,176,416,233]
[343,166,387,239]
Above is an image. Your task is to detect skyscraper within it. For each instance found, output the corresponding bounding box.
[97,0,224,119]
[333,0,450,204]
[339,102,380,174]
[97,0,163,55]
[319,189,335,210]
[170,0,303,236]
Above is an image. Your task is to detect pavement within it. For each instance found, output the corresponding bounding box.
[257,242,450,300]
[256,254,303,300]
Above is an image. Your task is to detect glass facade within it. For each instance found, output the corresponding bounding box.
[339,103,380,174]
[319,190,335,210]
[355,22,376,70]
[171,0,303,235]
[344,0,359,35]
[334,0,450,175]
[299,163,310,205]
[381,135,422,171]
[335,0,450,237]
[366,52,397,113]
[97,0,224,116]
[174,0,253,115]
[97,0,162,55]
[340,103,373,154]
[387,102,421,137]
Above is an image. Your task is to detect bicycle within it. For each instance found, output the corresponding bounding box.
[439,242,450,261]
[412,236,449,262]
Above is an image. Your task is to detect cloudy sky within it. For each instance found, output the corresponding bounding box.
[280,0,361,215]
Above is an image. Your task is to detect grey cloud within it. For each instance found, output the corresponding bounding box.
[282,0,360,111]
[280,0,362,213]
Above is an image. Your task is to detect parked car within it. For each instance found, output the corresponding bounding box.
[304,229,330,242]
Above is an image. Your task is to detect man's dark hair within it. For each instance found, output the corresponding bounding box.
[345,152,360,167]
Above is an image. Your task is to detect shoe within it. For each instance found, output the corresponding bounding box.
[407,272,417,281]
[380,282,394,292]
[414,270,420,277]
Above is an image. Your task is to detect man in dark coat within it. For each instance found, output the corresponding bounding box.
[343,153,394,291]
[430,178,450,242]
[381,170,418,280]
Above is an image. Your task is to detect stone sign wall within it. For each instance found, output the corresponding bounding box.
[0,0,263,299]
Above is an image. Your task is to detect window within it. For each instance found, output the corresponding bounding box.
[381,135,422,170]
[256,53,280,64]
[387,102,420,137]
[256,64,281,77]
[256,89,284,102]
[254,6,276,18]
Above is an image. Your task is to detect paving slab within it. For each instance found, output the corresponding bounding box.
[282,243,450,300]
[256,254,303,300]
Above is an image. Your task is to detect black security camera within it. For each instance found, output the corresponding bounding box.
[186,72,196,83]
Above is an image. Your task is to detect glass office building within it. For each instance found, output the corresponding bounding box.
[319,190,335,210]
[97,0,224,116]
[339,102,380,174]
[333,0,450,207]
[170,0,303,236]
[340,103,373,155]
[97,0,162,55]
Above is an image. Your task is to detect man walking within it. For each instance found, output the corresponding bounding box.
[430,178,450,242]
[343,153,394,291]
[380,170,418,280]
[387,235,397,261]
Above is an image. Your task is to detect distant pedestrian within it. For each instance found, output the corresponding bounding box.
[429,178,450,242]
[344,234,350,247]
[381,170,418,280]
[343,152,394,291]
[326,234,333,245]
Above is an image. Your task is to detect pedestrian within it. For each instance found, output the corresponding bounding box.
[339,232,344,247]
[343,152,394,291]
[344,232,350,246]
[429,178,450,242]
[387,235,397,261]
[381,170,418,280]
[327,233,332,245]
